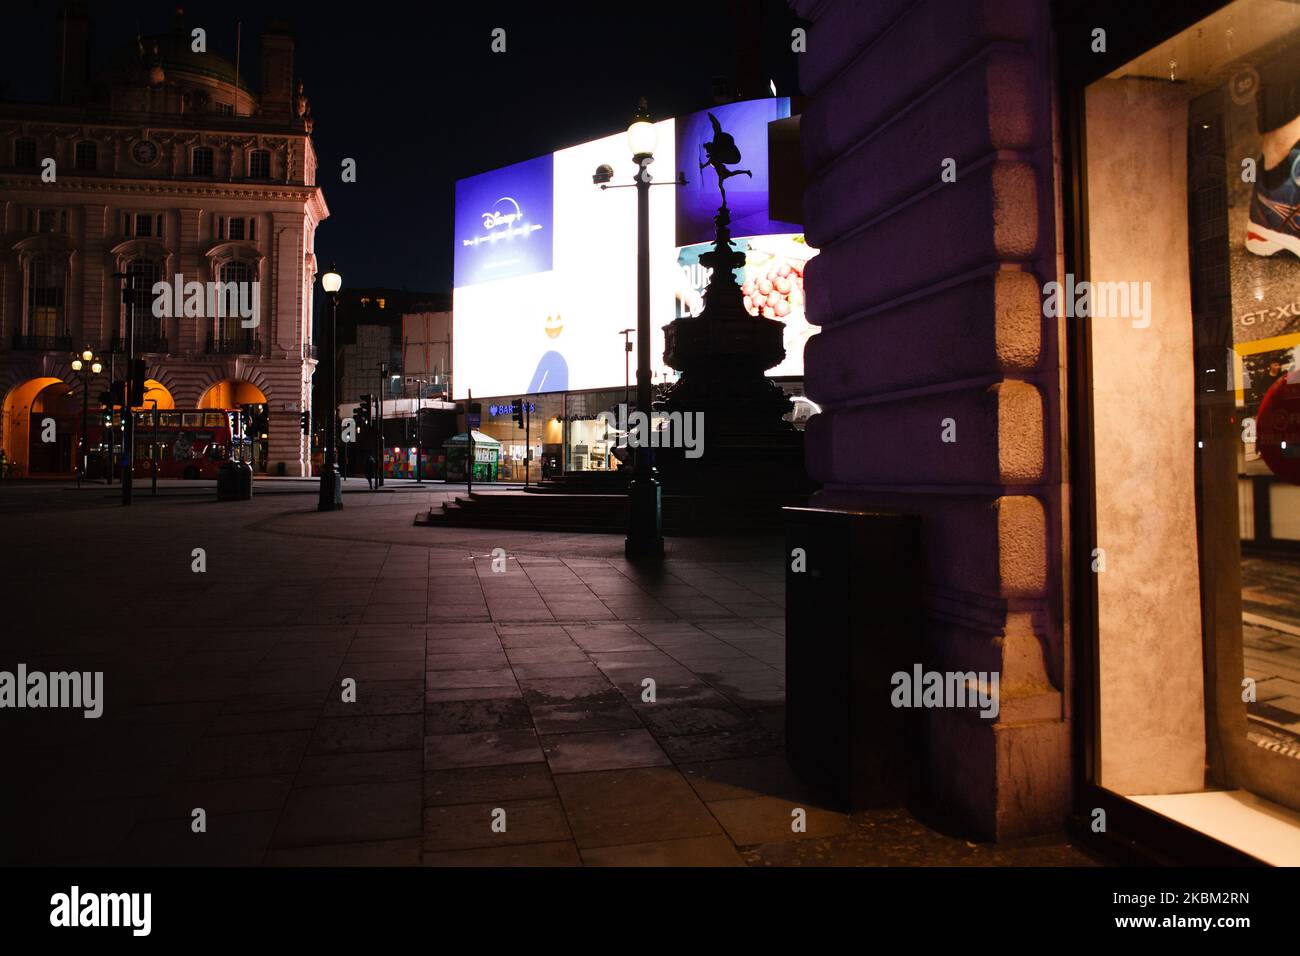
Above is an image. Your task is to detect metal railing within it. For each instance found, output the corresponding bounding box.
[105,335,170,354]
[206,334,261,355]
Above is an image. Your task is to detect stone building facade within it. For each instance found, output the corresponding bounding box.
[0,10,328,476]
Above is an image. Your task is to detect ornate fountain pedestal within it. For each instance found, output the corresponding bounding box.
[654,209,813,507]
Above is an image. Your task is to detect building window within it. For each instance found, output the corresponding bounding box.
[217,260,256,346]
[248,149,270,178]
[126,258,163,346]
[27,254,65,337]
[217,102,234,116]
[14,137,36,168]
[122,211,163,238]
[37,210,55,234]
[215,216,255,242]
[191,146,214,176]
[74,140,97,171]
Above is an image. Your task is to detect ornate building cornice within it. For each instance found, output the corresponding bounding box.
[0,175,329,220]
[0,105,310,141]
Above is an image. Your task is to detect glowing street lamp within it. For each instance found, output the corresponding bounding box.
[70,348,103,483]
[318,263,343,511]
[627,99,657,160]
[625,99,663,559]
[592,100,686,558]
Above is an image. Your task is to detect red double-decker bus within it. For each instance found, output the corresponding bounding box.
[81,408,234,479]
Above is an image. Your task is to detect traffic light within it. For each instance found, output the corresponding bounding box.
[129,358,147,406]
[357,394,371,427]
[101,409,112,426]
[300,411,310,435]
[513,399,524,427]
[109,379,126,407]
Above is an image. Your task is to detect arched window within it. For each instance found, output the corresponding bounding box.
[217,260,257,349]
[248,149,270,178]
[191,146,214,176]
[125,258,164,350]
[13,137,36,168]
[27,254,66,340]
[74,141,97,171]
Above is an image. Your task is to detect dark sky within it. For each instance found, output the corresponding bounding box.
[1,0,805,295]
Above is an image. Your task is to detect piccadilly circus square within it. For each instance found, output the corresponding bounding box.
[0,0,1294,941]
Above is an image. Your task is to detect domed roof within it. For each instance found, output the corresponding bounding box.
[99,25,253,94]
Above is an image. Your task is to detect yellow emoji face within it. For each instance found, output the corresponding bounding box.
[544,313,563,339]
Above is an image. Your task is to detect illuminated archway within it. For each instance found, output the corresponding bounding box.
[198,379,267,409]
[2,376,70,476]
[199,379,270,473]
[136,379,175,411]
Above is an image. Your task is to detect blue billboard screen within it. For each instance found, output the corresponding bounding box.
[675,98,801,247]
[453,153,554,288]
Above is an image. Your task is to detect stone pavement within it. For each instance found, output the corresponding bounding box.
[0,480,1099,866]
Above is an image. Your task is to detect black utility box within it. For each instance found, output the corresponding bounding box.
[784,507,921,810]
[217,460,253,501]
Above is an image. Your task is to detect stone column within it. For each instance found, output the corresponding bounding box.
[793,0,1068,839]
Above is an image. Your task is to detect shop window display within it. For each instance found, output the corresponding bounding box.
[1085,0,1300,828]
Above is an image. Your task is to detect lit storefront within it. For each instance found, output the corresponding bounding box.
[1064,0,1300,861]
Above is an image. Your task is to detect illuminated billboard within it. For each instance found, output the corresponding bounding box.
[453,98,817,398]
[453,154,554,287]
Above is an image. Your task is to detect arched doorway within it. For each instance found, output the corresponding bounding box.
[2,376,77,476]
[199,379,269,472]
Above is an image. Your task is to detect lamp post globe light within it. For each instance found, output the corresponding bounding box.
[317,263,343,511]
[70,348,102,481]
[628,99,657,160]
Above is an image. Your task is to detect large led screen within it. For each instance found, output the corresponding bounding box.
[453,98,817,398]
[453,154,554,287]
[675,97,800,247]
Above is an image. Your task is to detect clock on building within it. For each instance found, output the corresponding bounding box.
[131,139,159,166]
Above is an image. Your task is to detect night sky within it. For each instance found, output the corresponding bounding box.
[1,0,805,295]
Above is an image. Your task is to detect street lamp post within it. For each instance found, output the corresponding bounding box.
[70,348,102,485]
[377,361,387,489]
[600,98,677,560]
[318,264,343,511]
[112,271,137,506]
[415,379,425,483]
[620,328,634,412]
